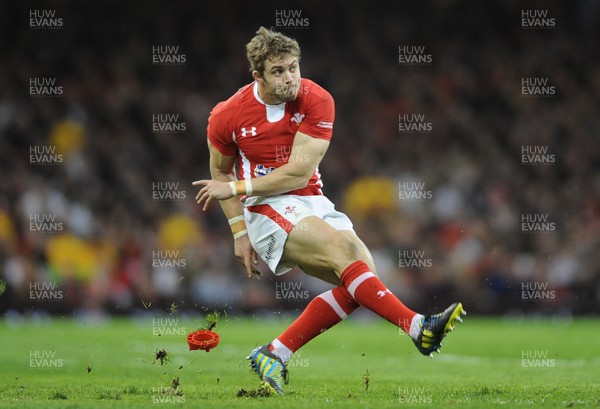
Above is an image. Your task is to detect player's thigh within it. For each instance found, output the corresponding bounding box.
[299,233,377,284]
[282,216,359,274]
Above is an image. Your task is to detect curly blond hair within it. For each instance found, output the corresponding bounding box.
[246,27,301,75]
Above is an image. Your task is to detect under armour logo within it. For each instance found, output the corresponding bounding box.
[240,127,257,137]
[376,289,392,299]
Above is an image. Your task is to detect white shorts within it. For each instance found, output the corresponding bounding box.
[243,194,354,275]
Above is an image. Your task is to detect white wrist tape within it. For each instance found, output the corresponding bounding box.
[228,215,245,225]
[245,179,253,196]
[233,229,248,239]
[229,181,237,196]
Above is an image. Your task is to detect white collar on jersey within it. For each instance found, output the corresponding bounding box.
[253,82,286,123]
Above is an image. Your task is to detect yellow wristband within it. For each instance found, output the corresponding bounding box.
[230,220,247,235]
[229,180,247,196]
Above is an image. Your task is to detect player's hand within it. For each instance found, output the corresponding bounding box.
[192,180,233,211]
[234,234,261,279]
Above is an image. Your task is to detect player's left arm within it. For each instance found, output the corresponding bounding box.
[194,131,329,203]
[246,131,329,196]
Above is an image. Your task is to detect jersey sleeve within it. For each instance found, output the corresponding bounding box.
[297,88,335,140]
[206,103,238,156]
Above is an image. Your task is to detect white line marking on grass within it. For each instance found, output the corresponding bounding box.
[436,354,600,367]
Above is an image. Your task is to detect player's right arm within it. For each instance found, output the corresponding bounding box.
[205,140,259,278]
[195,101,260,278]
[206,140,242,219]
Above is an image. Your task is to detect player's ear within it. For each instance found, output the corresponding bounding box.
[252,70,263,82]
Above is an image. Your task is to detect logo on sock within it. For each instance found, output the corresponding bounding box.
[376,289,392,299]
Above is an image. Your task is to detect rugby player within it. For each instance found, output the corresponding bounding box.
[194,27,465,395]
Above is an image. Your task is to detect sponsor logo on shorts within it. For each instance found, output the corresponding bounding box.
[284,205,299,216]
[265,235,277,263]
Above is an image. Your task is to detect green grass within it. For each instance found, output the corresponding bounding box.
[0,315,598,408]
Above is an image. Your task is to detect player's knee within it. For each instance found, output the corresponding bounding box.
[326,234,361,272]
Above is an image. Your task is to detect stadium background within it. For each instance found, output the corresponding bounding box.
[1,0,599,320]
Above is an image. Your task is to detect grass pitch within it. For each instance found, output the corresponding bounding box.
[0,314,598,408]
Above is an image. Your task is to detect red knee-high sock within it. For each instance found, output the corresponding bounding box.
[270,286,359,362]
[340,260,416,333]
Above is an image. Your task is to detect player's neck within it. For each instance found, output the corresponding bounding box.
[256,83,284,105]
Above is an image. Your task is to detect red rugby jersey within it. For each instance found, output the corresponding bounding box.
[207,78,335,196]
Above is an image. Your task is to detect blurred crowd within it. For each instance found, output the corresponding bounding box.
[1,0,599,318]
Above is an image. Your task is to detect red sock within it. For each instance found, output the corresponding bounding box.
[273,286,359,356]
[341,260,416,333]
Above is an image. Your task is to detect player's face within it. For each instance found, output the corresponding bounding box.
[255,56,301,104]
